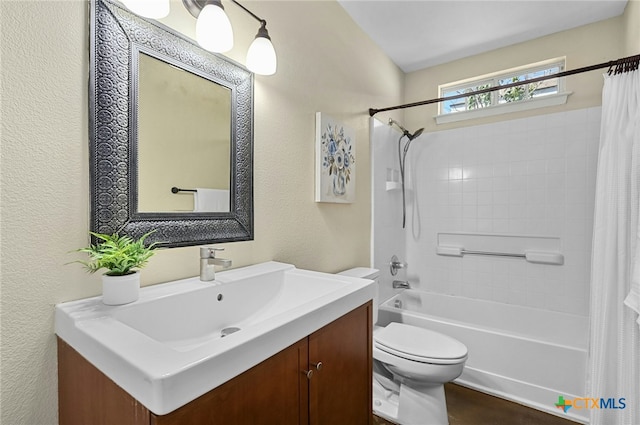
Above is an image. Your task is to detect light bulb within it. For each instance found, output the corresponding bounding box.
[246,24,277,75]
[195,3,233,53]
[121,0,169,19]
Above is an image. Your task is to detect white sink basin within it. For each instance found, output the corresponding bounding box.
[55,261,374,415]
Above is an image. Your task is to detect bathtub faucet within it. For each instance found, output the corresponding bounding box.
[200,247,232,282]
[392,280,411,289]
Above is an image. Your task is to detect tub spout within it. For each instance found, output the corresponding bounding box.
[392,280,410,289]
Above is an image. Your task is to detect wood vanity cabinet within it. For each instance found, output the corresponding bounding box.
[58,301,373,425]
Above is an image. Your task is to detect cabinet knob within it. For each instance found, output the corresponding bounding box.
[312,362,323,371]
[302,370,313,380]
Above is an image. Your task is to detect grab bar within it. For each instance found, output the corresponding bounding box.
[436,246,563,265]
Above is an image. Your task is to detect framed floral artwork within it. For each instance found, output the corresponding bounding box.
[315,112,356,203]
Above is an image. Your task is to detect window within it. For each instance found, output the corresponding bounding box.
[437,58,570,124]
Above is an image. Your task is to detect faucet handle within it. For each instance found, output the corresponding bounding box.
[390,255,407,276]
[200,246,225,258]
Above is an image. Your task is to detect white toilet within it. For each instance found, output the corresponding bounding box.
[338,268,468,425]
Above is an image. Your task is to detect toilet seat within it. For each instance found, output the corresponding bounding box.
[374,322,467,365]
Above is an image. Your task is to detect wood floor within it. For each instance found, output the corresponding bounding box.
[373,383,578,425]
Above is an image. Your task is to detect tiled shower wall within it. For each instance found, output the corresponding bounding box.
[399,107,601,316]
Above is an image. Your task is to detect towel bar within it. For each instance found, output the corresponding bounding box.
[171,186,197,193]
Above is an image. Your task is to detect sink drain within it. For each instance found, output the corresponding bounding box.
[221,327,241,338]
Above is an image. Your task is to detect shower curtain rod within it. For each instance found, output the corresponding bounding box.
[368,53,640,117]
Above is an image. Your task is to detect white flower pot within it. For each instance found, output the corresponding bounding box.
[102,272,140,305]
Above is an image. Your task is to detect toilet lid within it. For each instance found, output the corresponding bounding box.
[374,322,467,362]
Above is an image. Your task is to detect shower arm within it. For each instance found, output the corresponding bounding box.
[389,118,425,141]
[389,118,408,135]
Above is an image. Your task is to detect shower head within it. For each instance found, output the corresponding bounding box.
[407,128,424,141]
[389,118,424,141]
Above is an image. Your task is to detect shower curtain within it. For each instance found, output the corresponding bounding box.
[588,67,640,425]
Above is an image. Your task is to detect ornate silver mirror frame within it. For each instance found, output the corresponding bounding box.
[90,0,254,247]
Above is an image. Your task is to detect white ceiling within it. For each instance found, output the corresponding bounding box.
[338,0,628,72]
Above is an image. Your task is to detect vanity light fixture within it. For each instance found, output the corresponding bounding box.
[182,0,277,75]
[120,0,170,19]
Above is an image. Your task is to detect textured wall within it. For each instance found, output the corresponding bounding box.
[2,2,90,424]
[0,1,403,424]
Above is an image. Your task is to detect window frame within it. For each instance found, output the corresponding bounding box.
[436,58,571,124]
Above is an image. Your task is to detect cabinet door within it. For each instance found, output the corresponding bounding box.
[308,302,372,425]
[152,338,309,425]
[58,339,150,425]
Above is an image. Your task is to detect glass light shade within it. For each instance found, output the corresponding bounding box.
[246,36,277,76]
[121,0,169,19]
[195,3,234,53]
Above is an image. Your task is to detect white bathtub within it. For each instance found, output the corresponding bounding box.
[377,290,589,424]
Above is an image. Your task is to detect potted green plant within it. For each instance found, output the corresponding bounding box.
[71,231,157,305]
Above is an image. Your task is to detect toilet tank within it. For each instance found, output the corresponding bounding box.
[337,267,380,324]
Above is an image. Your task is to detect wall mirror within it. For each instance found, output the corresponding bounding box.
[90,0,254,248]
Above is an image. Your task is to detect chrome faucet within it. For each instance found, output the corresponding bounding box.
[392,280,411,289]
[200,247,232,281]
